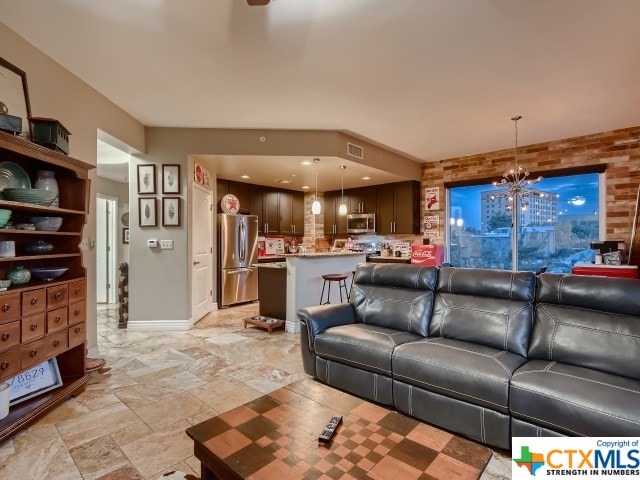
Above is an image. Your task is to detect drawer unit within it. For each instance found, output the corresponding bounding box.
[0,348,21,382]
[68,322,85,349]
[0,294,20,324]
[47,285,68,309]
[68,280,86,303]
[0,321,20,353]
[21,313,46,343]
[47,307,68,334]
[68,301,85,326]
[21,337,47,369]
[47,330,68,357]
[22,289,46,317]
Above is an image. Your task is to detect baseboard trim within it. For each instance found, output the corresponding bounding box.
[285,321,300,334]
[127,319,192,331]
[87,346,101,357]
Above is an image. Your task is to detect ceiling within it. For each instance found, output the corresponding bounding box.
[4,0,640,177]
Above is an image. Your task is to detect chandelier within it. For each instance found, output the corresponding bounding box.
[490,115,542,212]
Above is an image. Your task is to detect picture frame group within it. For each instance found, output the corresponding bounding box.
[137,164,182,227]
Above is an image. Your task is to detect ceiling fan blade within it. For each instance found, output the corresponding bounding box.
[247,0,270,5]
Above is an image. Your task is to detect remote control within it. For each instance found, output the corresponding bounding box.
[318,415,342,443]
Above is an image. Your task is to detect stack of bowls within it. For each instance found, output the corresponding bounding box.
[30,216,63,231]
[0,209,11,228]
[3,188,56,206]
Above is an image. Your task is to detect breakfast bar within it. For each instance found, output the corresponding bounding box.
[284,252,366,332]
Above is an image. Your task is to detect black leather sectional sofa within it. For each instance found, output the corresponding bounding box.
[298,263,640,450]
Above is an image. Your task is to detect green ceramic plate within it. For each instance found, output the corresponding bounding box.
[3,188,56,206]
[0,162,31,193]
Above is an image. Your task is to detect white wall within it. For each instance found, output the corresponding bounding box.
[95,176,130,264]
[0,22,145,352]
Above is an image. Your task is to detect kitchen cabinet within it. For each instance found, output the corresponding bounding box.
[0,131,90,444]
[323,191,348,236]
[348,186,377,214]
[263,190,279,234]
[216,179,250,214]
[376,181,420,234]
[278,191,304,235]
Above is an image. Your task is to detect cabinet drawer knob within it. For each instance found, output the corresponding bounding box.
[0,362,8,371]
[1,333,9,341]
[55,316,61,323]
[74,288,81,294]
[74,327,81,333]
[30,298,38,305]
[54,292,63,300]
[74,310,80,316]
[53,340,60,347]
[30,323,38,331]
[1,304,10,313]
[29,350,37,358]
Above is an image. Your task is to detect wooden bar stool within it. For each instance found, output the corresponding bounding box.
[319,273,350,305]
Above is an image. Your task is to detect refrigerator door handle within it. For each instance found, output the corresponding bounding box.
[239,222,245,261]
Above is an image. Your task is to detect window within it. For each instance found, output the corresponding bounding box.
[447,172,601,273]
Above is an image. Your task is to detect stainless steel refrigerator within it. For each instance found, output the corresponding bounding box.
[217,213,259,307]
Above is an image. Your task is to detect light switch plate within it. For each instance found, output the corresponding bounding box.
[160,240,174,249]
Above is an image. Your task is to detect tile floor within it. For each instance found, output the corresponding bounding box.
[0,303,511,480]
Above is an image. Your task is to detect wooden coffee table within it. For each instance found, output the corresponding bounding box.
[186,378,492,480]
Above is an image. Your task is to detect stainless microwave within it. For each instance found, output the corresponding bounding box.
[347,214,376,234]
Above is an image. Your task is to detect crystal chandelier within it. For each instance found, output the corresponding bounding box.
[490,115,542,212]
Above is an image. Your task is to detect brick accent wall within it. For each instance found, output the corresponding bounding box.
[303,192,324,247]
[422,125,640,266]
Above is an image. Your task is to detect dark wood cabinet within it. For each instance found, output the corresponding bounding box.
[216,179,250,214]
[376,181,420,234]
[279,191,304,235]
[247,184,303,236]
[323,190,349,236]
[0,131,90,444]
[249,185,266,235]
[349,186,377,214]
[263,190,279,234]
[291,192,304,235]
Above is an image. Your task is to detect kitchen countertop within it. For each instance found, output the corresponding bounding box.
[256,262,286,268]
[283,251,366,258]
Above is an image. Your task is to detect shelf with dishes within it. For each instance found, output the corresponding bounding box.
[0,254,81,263]
[0,201,84,216]
[0,229,80,236]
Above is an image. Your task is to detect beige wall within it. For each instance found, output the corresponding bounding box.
[1,23,145,352]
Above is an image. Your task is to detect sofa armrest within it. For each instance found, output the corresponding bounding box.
[297,303,356,350]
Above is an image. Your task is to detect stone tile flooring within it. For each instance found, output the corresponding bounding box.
[0,303,511,479]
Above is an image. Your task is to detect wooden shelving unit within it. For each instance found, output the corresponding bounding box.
[0,130,91,444]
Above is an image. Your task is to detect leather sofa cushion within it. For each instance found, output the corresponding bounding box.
[350,264,438,337]
[437,267,536,302]
[392,337,527,413]
[511,360,640,436]
[314,323,421,377]
[530,274,640,380]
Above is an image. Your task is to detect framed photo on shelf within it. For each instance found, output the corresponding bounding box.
[137,164,156,194]
[9,358,62,406]
[0,57,32,139]
[122,227,129,244]
[162,197,181,227]
[139,197,157,227]
[162,164,180,194]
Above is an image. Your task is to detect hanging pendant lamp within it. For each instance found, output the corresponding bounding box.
[311,158,321,215]
[338,165,347,215]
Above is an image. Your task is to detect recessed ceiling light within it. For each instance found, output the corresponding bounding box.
[361,176,371,180]
[240,175,250,179]
[276,179,292,184]
[302,185,310,189]
[300,161,312,166]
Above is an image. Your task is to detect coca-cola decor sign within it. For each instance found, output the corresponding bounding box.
[411,245,444,266]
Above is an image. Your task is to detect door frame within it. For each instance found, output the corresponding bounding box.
[97,194,118,304]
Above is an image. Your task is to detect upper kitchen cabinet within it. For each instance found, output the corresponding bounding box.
[376,181,420,234]
[278,191,304,235]
[348,186,377,214]
[216,179,250,214]
[323,191,348,236]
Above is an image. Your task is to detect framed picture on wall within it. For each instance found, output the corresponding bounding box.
[162,164,180,194]
[139,197,157,227]
[0,57,31,138]
[122,228,129,244]
[137,164,156,194]
[162,197,181,226]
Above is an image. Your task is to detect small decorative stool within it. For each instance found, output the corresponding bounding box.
[320,273,350,305]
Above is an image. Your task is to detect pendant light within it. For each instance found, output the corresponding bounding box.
[338,165,347,215]
[311,158,322,215]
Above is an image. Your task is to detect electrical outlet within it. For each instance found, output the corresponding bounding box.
[160,240,174,250]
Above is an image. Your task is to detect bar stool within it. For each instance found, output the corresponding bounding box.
[319,273,350,305]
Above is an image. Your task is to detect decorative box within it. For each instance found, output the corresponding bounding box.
[0,113,21,135]
[28,117,70,154]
